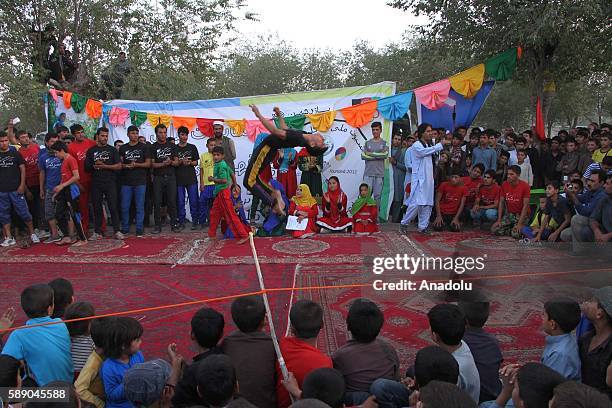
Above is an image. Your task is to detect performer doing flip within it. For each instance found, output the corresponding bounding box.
[245,104,327,216]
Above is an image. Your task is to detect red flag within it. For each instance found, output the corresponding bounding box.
[535,96,545,140]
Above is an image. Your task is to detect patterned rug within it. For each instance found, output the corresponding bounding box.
[293,262,594,373]
[0,231,417,266]
[0,263,293,360]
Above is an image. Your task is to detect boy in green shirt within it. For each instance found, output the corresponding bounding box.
[208,146,251,242]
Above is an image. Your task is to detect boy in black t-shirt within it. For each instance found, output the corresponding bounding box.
[0,133,37,247]
[85,127,123,240]
[534,181,571,242]
[175,126,200,230]
[245,105,326,216]
[150,124,180,234]
[118,125,151,236]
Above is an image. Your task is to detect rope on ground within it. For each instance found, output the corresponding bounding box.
[0,266,608,335]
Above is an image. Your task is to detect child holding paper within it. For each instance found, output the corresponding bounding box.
[288,184,318,239]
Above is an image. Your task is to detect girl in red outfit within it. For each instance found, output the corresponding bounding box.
[352,183,379,235]
[288,184,318,239]
[316,176,352,233]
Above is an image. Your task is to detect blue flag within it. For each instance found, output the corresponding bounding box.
[417,81,495,131]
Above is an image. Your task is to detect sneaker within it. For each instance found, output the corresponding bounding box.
[152,225,162,234]
[30,233,40,244]
[89,232,102,241]
[136,230,144,237]
[418,228,431,235]
[1,237,16,247]
[37,230,50,239]
[45,235,62,244]
[171,224,182,233]
[114,231,125,240]
[191,223,199,231]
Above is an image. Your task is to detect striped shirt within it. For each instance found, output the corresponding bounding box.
[71,335,95,372]
[582,162,612,179]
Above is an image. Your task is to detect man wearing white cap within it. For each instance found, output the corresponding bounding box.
[213,121,236,171]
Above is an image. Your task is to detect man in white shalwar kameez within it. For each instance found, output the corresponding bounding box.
[401,124,449,232]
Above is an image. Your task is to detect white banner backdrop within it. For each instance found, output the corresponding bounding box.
[52,82,396,220]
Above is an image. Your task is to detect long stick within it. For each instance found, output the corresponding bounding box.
[248,232,290,383]
[286,264,300,337]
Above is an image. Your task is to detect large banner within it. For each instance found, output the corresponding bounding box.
[52,82,397,220]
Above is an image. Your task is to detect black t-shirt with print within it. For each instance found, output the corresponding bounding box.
[0,149,25,192]
[151,142,178,177]
[85,145,121,184]
[119,142,150,186]
[176,143,199,186]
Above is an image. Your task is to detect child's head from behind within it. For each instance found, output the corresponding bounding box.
[301,368,345,408]
[21,284,54,319]
[191,307,225,349]
[196,355,236,407]
[513,363,565,408]
[105,317,143,359]
[550,381,611,408]
[458,301,490,328]
[90,317,112,353]
[417,380,477,408]
[346,298,383,343]
[64,301,95,337]
[414,346,459,389]
[427,304,465,347]
[543,297,581,335]
[231,296,265,333]
[0,355,22,387]
[290,300,323,340]
[124,359,172,407]
[212,146,225,162]
[48,278,74,317]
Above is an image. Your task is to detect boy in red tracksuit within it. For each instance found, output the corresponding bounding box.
[208,146,251,243]
[67,124,97,235]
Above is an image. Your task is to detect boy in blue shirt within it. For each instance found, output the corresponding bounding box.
[541,297,582,380]
[1,284,73,385]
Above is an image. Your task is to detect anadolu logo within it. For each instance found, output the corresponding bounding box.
[335,147,347,161]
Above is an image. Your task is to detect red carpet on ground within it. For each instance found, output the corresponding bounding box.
[0,230,604,368]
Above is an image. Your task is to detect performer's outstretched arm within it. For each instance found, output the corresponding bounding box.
[250,104,286,139]
[273,107,288,130]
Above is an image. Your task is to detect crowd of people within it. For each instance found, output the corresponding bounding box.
[393,123,611,251]
[0,280,610,408]
[1,111,611,248]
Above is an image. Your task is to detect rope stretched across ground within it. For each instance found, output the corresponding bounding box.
[0,266,607,334]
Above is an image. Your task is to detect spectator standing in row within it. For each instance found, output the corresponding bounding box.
[85,127,123,240]
[175,126,200,230]
[118,126,150,236]
[0,133,38,246]
[67,124,96,235]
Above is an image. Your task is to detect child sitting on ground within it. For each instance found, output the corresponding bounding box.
[276,300,333,408]
[221,295,277,408]
[172,307,224,407]
[75,317,111,408]
[49,277,74,318]
[100,317,145,408]
[64,301,95,379]
[520,197,558,241]
[541,297,582,380]
[459,299,503,403]
[332,298,399,406]
[2,284,73,386]
[534,182,572,242]
[351,184,378,235]
[433,170,468,232]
